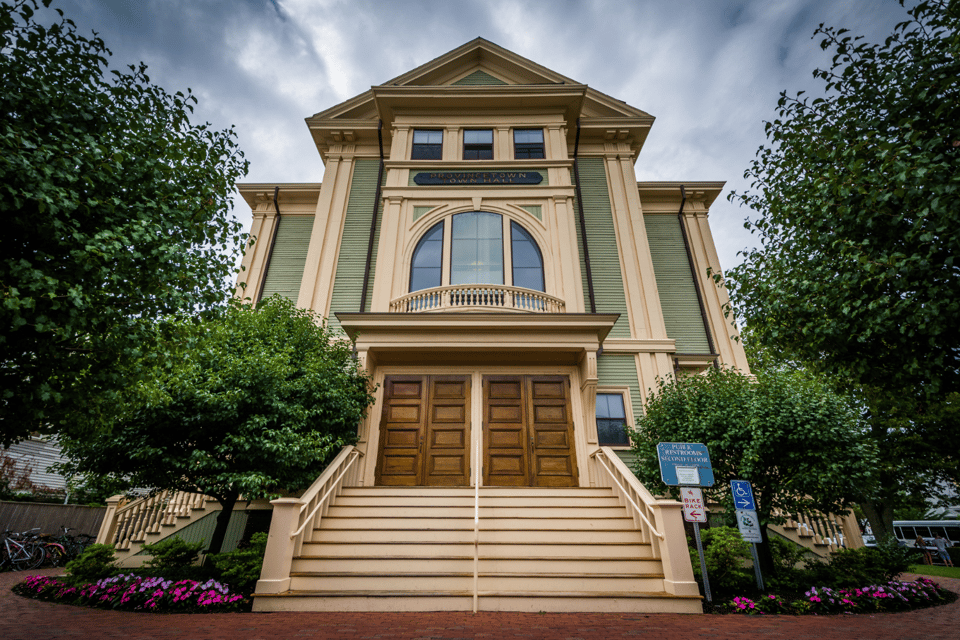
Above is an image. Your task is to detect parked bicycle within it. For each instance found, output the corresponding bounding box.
[0,529,45,571]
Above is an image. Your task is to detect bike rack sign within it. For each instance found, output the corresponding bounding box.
[681,487,707,523]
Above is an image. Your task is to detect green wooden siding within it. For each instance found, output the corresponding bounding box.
[520,205,542,221]
[643,215,711,354]
[572,158,630,337]
[258,216,315,304]
[132,510,250,555]
[409,168,547,186]
[597,353,643,424]
[328,159,384,330]
[452,70,507,86]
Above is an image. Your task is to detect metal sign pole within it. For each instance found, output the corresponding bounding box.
[693,522,712,603]
[749,543,764,591]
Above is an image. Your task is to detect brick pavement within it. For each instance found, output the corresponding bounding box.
[1,569,956,640]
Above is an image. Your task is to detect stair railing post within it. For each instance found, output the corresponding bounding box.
[95,495,124,545]
[473,431,480,613]
[256,498,300,595]
[651,499,700,597]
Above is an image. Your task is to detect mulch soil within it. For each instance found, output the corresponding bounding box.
[1,569,957,640]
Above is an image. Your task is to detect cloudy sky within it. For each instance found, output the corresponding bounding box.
[47,0,908,272]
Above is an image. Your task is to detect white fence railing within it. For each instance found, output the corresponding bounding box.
[98,489,209,550]
[590,447,700,597]
[390,285,565,313]
[256,446,363,594]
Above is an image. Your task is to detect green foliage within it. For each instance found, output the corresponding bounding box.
[59,297,375,553]
[64,543,119,583]
[632,368,875,524]
[141,536,204,570]
[690,526,753,597]
[208,532,268,594]
[726,0,960,401]
[803,538,914,588]
[0,0,249,445]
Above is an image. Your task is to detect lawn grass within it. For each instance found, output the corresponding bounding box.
[907,564,960,579]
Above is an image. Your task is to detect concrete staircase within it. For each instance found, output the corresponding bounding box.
[252,486,702,613]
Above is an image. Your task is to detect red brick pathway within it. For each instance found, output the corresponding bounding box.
[1,569,956,640]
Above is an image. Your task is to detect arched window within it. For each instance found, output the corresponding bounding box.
[409,221,443,291]
[409,212,545,293]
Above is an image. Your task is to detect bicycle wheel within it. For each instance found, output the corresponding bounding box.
[45,544,67,567]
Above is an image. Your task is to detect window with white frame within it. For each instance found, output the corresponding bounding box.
[596,392,629,446]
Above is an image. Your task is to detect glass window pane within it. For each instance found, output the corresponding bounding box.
[916,526,932,537]
[510,222,544,291]
[464,130,493,144]
[948,527,960,543]
[414,130,442,144]
[451,212,503,285]
[514,129,543,144]
[410,222,443,291]
[596,393,628,446]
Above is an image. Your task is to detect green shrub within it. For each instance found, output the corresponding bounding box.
[208,532,268,594]
[803,538,913,588]
[690,526,754,597]
[65,544,119,582]
[140,536,205,570]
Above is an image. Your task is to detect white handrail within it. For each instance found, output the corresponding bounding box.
[591,448,664,540]
[292,448,363,538]
[473,432,480,613]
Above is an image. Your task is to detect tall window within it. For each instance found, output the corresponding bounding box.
[409,212,545,293]
[596,393,629,446]
[514,129,544,159]
[409,221,444,291]
[463,130,493,160]
[412,130,442,159]
[451,212,503,285]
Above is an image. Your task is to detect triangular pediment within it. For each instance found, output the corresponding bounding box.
[308,38,652,123]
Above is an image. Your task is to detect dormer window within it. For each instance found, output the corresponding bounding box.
[463,130,494,160]
[412,130,443,159]
[514,129,545,159]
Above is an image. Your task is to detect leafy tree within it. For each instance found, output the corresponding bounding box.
[740,325,959,541]
[726,0,960,402]
[631,367,876,578]
[58,297,375,554]
[0,0,248,445]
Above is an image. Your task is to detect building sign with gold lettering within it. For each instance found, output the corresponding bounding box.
[413,171,543,186]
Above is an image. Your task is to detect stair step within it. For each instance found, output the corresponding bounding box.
[300,542,652,558]
[311,528,643,544]
[325,506,630,518]
[334,495,624,508]
[292,556,662,574]
[288,572,665,592]
[319,517,636,530]
[339,487,614,498]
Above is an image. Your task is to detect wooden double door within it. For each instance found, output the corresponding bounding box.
[375,374,578,487]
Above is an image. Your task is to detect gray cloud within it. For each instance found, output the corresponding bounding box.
[51,0,908,272]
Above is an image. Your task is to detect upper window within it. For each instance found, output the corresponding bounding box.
[514,129,545,159]
[463,130,494,160]
[410,221,444,291]
[412,130,443,159]
[596,393,629,446]
[409,212,545,293]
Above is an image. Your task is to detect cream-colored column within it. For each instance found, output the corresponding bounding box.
[391,125,411,162]
[579,350,599,486]
[552,194,586,312]
[496,126,511,160]
[620,158,670,340]
[603,154,647,338]
[235,205,274,301]
[685,206,751,371]
[369,195,405,312]
[444,125,459,161]
[299,155,354,318]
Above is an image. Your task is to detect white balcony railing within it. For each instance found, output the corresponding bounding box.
[390,284,565,313]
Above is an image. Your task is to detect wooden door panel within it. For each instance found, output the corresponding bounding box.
[482,375,578,487]
[528,375,578,487]
[423,376,470,486]
[376,377,426,486]
[483,375,528,486]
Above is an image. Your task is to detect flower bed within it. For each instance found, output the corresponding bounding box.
[12,574,247,613]
[727,578,948,615]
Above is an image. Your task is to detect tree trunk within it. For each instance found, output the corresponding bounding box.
[208,491,238,555]
[860,498,895,543]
